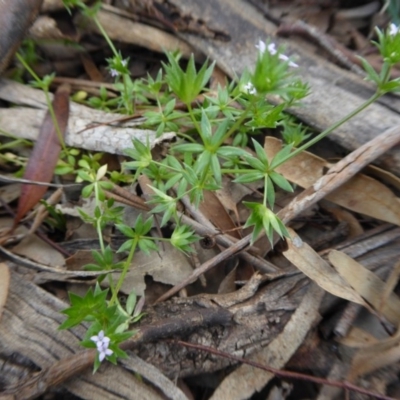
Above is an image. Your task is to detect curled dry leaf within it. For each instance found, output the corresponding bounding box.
[13,84,70,226]
[348,328,400,382]
[283,228,367,306]
[264,137,400,226]
[328,250,400,326]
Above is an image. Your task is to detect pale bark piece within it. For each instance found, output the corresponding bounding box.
[169,0,400,175]
[210,283,323,400]
[0,79,174,155]
[265,136,400,226]
[120,352,189,400]
[0,263,10,323]
[283,228,367,306]
[328,250,400,325]
[78,8,199,60]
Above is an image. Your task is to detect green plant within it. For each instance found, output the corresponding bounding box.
[26,4,399,371]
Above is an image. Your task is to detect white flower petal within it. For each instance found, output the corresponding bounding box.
[255,40,266,54]
[389,23,399,36]
[105,348,113,356]
[267,43,277,55]
[99,351,106,362]
[243,82,257,95]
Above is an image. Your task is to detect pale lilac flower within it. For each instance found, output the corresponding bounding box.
[389,23,399,36]
[110,68,119,77]
[91,330,113,362]
[243,82,257,95]
[256,40,298,68]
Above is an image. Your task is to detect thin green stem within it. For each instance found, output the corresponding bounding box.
[94,182,105,254]
[272,92,381,169]
[93,16,119,57]
[220,102,252,144]
[263,176,268,207]
[176,131,197,143]
[16,53,68,153]
[110,237,138,305]
[122,74,134,114]
[187,102,201,134]
[221,168,259,174]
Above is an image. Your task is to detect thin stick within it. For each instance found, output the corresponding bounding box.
[175,340,396,400]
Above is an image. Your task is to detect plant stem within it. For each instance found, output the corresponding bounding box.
[187,102,201,134]
[110,237,138,305]
[94,182,105,254]
[272,92,381,169]
[93,16,119,58]
[16,53,68,153]
[220,99,254,144]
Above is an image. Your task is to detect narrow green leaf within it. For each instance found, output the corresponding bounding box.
[116,224,135,238]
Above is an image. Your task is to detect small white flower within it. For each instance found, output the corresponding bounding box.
[91,330,113,362]
[256,40,298,67]
[389,23,399,36]
[121,59,128,66]
[277,53,299,68]
[243,82,257,94]
[110,68,119,77]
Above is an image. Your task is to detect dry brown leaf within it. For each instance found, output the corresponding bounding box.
[200,190,241,239]
[0,263,10,322]
[107,242,194,297]
[379,260,400,316]
[14,84,70,226]
[348,329,400,381]
[320,201,363,237]
[264,137,400,225]
[366,164,400,191]
[283,228,367,306]
[328,250,400,325]
[12,234,65,268]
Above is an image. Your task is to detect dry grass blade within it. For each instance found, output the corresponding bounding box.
[13,83,70,227]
